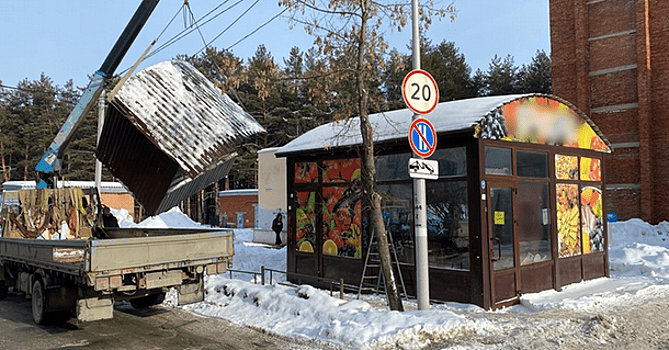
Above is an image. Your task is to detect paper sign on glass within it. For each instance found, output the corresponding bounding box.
[494,211,505,225]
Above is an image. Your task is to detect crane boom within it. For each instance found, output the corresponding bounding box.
[35,0,160,188]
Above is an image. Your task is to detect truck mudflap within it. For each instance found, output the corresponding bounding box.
[178,280,204,305]
[77,296,114,322]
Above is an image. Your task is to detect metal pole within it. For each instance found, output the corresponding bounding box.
[95,92,106,189]
[411,0,430,311]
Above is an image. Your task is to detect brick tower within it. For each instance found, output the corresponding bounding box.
[550,0,669,223]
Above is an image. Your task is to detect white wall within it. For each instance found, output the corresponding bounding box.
[257,148,287,231]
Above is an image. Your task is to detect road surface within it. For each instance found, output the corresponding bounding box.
[0,292,330,350]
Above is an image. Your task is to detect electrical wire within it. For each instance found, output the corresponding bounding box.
[146,0,245,60]
[183,3,248,110]
[225,7,289,52]
[192,0,261,57]
[0,84,65,96]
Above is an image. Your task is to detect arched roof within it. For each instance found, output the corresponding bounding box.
[276,94,611,157]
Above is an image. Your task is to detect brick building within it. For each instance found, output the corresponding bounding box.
[218,189,258,228]
[550,0,669,223]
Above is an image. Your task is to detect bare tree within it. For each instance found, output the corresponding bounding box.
[280,0,454,311]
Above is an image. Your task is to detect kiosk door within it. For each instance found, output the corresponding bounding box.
[487,186,519,306]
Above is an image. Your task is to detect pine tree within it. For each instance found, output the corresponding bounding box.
[478,54,520,96]
[422,40,476,101]
[517,50,552,94]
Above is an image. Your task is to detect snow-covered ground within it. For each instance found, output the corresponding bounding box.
[119,208,669,349]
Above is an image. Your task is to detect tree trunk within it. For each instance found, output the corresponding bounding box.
[0,133,9,181]
[23,144,29,181]
[356,2,404,312]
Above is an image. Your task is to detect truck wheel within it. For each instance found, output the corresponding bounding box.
[129,292,166,309]
[32,279,48,325]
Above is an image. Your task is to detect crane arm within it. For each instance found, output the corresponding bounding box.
[35,0,160,188]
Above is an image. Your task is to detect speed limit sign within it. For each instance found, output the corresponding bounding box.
[402,69,439,115]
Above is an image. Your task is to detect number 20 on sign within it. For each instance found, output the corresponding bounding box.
[402,69,439,115]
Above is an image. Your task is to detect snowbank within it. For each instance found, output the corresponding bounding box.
[129,208,669,349]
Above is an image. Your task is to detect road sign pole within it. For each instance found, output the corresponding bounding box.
[411,0,430,311]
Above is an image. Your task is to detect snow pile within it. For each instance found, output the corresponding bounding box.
[127,208,669,349]
[521,219,669,313]
[114,207,203,228]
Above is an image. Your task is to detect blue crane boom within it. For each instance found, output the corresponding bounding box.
[35,0,160,188]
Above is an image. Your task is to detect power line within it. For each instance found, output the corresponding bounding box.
[145,0,245,60]
[193,0,261,57]
[0,84,71,96]
[226,8,289,52]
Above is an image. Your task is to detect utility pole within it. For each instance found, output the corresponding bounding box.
[411,0,430,311]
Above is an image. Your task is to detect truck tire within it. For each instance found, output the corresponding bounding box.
[32,279,48,325]
[129,292,166,309]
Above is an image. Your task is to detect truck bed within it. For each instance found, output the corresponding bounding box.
[0,228,233,279]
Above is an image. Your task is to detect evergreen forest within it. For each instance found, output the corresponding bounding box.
[0,41,551,218]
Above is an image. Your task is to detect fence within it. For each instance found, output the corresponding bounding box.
[227,266,357,299]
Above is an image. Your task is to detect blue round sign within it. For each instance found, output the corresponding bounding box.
[409,118,437,158]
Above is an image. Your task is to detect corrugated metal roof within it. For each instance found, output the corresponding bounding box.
[112,60,265,178]
[96,60,264,215]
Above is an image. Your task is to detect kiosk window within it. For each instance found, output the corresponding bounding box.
[376,153,411,182]
[426,181,469,270]
[518,182,552,265]
[517,150,548,178]
[432,147,467,178]
[378,183,414,264]
[485,147,512,175]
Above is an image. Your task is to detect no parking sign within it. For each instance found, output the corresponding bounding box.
[409,117,437,158]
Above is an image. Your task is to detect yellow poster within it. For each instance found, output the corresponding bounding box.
[494,211,505,225]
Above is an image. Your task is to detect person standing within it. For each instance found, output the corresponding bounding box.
[272,213,283,246]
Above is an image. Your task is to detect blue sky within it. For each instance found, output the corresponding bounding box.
[0,1,550,88]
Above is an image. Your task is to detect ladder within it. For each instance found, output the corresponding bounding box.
[356,227,408,301]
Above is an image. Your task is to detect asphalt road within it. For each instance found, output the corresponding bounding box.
[0,292,325,350]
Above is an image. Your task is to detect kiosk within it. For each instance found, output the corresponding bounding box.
[276,94,611,309]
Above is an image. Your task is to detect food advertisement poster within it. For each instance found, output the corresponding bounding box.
[580,157,602,181]
[581,187,604,253]
[295,191,316,253]
[557,183,581,257]
[295,162,318,183]
[556,154,578,180]
[322,186,362,258]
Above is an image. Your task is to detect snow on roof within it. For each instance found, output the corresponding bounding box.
[257,147,281,154]
[113,60,265,178]
[276,93,616,158]
[276,94,527,157]
[1,180,129,193]
[218,189,258,197]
